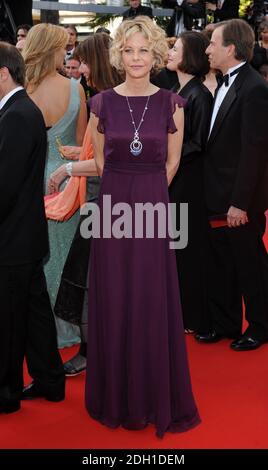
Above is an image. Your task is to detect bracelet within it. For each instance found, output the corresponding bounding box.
[65,162,73,177]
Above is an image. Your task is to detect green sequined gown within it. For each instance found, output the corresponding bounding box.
[44,79,81,348]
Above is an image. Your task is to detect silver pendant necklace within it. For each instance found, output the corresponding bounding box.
[125,95,150,157]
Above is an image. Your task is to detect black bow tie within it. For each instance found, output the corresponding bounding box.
[216,68,240,88]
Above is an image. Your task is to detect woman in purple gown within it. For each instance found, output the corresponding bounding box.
[85,16,201,438]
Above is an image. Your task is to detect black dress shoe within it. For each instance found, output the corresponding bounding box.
[195,330,223,343]
[22,382,65,402]
[230,336,264,351]
[0,401,20,414]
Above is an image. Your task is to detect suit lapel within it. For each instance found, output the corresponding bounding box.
[208,85,237,146]
[0,89,27,118]
[207,63,249,147]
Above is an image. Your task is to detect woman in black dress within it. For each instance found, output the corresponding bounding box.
[167,31,213,334]
[251,19,268,72]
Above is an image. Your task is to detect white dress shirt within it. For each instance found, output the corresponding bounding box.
[65,48,75,63]
[209,62,246,137]
[217,0,225,8]
[0,86,24,110]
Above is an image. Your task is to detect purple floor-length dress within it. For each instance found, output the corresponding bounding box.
[85,88,201,437]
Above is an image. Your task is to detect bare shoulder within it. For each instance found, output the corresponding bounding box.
[54,73,72,89]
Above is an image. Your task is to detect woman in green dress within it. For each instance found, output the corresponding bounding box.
[23,23,87,348]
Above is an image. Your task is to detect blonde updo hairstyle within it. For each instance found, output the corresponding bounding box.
[23,23,68,91]
[110,16,168,74]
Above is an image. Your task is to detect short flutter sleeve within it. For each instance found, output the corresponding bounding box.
[168,92,186,134]
[90,93,105,133]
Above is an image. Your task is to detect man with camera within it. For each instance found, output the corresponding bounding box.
[123,0,153,20]
[162,0,205,37]
[206,1,239,22]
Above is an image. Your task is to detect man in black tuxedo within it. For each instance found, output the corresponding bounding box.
[195,20,268,351]
[122,0,153,20]
[162,0,205,37]
[0,42,65,413]
[206,1,239,22]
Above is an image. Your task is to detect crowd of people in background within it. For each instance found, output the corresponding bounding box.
[0,1,268,439]
[12,2,268,84]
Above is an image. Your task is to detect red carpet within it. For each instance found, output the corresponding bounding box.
[1,340,268,449]
[1,216,268,449]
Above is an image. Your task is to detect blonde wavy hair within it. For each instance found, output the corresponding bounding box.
[110,16,168,73]
[22,23,68,91]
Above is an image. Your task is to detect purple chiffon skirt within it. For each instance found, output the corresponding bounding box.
[85,161,200,438]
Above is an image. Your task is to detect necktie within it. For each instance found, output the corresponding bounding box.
[216,67,240,88]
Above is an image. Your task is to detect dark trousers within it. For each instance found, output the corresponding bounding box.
[207,213,268,340]
[0,261,64,405]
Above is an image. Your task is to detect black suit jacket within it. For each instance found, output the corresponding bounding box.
[204,63,268,215]
[162,0,205,37]
[122,5,153,20]
[213,0,239,22]
[0,90,49,265]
